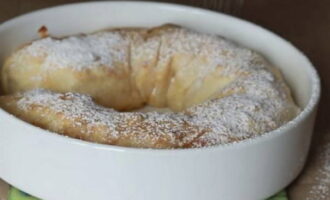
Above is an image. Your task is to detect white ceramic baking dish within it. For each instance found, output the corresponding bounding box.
[0,2,320,200]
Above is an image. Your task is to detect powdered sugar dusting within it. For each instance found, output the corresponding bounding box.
[152,26,265,78]
[187,68,300,147]
[15,68,300,148]
[7,25,301,148]
[21,25,268,77]
[16,89,204,148]
[24,32,128,70]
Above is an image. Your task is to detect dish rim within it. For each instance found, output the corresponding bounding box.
[0,1,321,153]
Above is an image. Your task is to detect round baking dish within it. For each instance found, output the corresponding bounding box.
[0,2,320,200]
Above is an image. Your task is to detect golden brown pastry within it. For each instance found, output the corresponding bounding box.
[0,85,299,148]
[0,89,206,148]
[1,28,145,110]
[0,25,300,148]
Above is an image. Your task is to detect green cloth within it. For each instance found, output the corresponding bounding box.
[267,191,288,200]
[8,188,39,200]
[9,187,288,200]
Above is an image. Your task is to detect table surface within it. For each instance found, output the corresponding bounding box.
[0,0,329,199]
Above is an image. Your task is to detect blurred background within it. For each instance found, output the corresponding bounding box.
[0,0,329,199]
